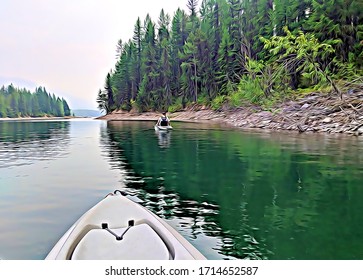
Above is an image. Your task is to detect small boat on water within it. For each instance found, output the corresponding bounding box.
[154,124,173,131]
[46,190,205,260]
[155,113,172,131]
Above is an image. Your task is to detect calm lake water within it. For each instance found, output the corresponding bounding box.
[0,119,362,260]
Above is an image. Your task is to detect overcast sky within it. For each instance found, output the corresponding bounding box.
[0,0,191,110]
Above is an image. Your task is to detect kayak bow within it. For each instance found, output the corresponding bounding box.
[46,190,205,260]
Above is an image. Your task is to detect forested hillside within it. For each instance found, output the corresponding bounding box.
[97,0,363,114]
[0,84,71,118]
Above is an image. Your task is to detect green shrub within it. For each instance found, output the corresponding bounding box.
[211,95,226,110]
[197,94,209,105]
[168,98,183,113]
[236,77,264,104]
[229,91,245,107]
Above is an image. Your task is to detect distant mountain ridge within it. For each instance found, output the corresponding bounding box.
[71,109,103,117]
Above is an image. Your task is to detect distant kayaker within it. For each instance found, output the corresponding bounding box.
[157,112,170,127]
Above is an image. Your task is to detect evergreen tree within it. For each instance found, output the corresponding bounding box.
[159,37,173,109]
[50,93,58,116]
[200,0,221,100]
[115,39,123,60]
[104,72,116,112]
[113,41,135,110]
[307,0,363,64]
[170,9,188,96]
[132,17,143,98]
[158,9,170,43]
[180,33,199,103]
[8,91,19,117]
[31,92,41,116]
[137,18,160,110]
[187,0,200,32]
[0,94,6,117]
[187,0,199,18]
[55,97,65,116]
[97,89,108,113]
[62,98,71,116]
[224,0,245,85]
[217,28,235,93]
[18,92,26,116]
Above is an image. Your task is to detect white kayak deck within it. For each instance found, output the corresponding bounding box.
[72,224,170,260]
[46,193,205,260]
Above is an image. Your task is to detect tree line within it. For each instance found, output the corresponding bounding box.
[97,0,363,113]
[0,84,71,118]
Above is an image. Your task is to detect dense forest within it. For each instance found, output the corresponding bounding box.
[0,84,71,118]
[97,0,363,114]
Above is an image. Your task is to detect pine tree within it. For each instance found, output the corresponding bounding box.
[97,89,108,113]
[158,9,170,43]
[104,72,116,112]
[18,92,26,116]
[187,0,199,18]
[199,0,220,100]
[159,37,173,110]
[115,39,123,60]
[217,28,235,94]
[113,41,136,110]
[132,18,143,98]
[62,98,71,116]
[55,97,65,116]
[170,9,188,97]
[137,18,160,110]
[223,0,245,86]
[31,93,41,117]
[307,0,363,64]
[0,93,6,117]
[9,91,19,117]
[180,32,199,103]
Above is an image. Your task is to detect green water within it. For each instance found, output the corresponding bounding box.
[105,121,363,260]
[0,119,362,259]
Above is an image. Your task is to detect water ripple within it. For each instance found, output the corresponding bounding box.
[0,121,70,168]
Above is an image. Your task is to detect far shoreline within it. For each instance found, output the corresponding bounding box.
[0,116,78,121]
[96,91,363,137]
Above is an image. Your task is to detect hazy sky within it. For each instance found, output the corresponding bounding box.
[0,0,190,110]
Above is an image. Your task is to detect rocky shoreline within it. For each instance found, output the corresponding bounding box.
[98,91,363,136]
